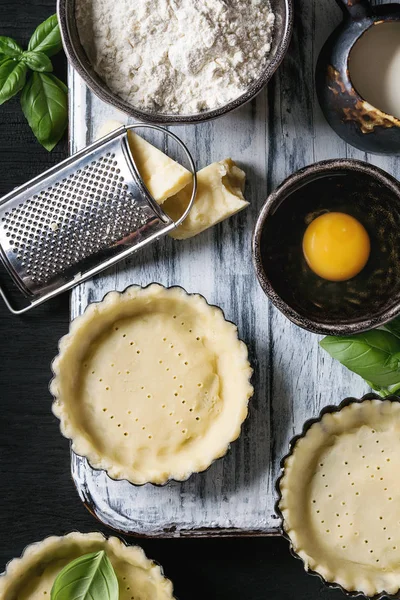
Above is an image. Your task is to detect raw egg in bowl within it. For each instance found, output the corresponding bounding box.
[302,211,371,282]
[252,159,400,335]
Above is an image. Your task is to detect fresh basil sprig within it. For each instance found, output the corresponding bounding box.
[51,551,119,600]
[320,317,400,396]
[0,14,67,150]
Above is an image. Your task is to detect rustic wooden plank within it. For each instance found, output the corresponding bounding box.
[70,0,396,537]
[70,80,276,536]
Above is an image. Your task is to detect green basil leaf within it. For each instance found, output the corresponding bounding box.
[21,51,53,73]
[28,14,62,57]
[0,59,27,105]
[364,380,400,398]
[378,389,393,398]
[320,329,400,388]
[384,381,400,397]
[0,36,23,59]
[51,551,119,600]
[21,72,68,151]
[364,380,391,397]
[383,317,400,341]
[364,380,382,392]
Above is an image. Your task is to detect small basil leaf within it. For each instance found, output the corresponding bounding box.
[28,14,62,57]
[0,59,27,105]
[0,36,23,59]
[51,551,119,600]
[21,51,53,73]
[21,72,68,151]
[320,329,400,388]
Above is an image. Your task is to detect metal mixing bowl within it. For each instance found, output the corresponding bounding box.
[57,0,293,125]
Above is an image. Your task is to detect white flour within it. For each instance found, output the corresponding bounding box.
[76,0,275,114]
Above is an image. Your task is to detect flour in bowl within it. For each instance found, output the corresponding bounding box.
[76,0,275,114]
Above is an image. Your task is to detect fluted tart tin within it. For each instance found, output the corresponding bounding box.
[276,393,400,599]
[50,284,253,487]
[0,531,175,599]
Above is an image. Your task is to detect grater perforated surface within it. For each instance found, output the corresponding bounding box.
[2,151,148,286]
[0,124,196,313]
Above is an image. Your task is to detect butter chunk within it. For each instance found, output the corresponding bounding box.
[96,119,125,139]
[96,120,192,203]
[96,122,249,239]
[127,131,192,204]
[163,159,248,240]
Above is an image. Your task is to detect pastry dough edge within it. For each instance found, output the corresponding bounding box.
[0,532,175,598]
[277,398,400,597]
[50,283,253,485]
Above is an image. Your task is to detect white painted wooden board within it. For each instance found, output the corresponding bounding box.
[69,0,397,537]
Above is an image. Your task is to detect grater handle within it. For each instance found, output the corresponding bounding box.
[0,284,49,314]
[0,285,23,314]
[125,124,197,228]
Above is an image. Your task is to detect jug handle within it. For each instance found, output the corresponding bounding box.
[336,0,373,20]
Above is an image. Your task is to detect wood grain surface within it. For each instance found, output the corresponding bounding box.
[69,0,398,537]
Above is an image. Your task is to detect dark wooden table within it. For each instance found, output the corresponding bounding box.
[0,1,346,598]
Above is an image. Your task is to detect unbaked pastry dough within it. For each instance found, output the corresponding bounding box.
[51,285,253,485]
[279,399,400,596]
[0,532,174,600]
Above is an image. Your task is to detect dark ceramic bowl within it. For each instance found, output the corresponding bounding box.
[57,0,293,125]
[316,0,400,155]
[275,392,400,600]
[252,159,400,335]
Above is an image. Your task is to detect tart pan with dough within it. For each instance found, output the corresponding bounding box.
[277,393,400,598]
[0,532,174,600]
[51,284,253,485]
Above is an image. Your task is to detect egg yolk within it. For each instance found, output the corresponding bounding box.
[302,212,370,282]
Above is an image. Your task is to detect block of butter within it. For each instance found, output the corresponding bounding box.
[96,121,249,239]
[162,159,248,240]
[96,120,191,203]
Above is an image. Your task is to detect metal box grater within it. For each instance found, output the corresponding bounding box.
[0,124,196,314]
